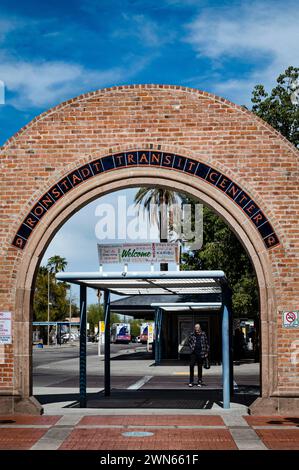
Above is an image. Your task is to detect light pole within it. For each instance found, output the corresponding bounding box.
[47,270,51,346]
[69,284,72,341]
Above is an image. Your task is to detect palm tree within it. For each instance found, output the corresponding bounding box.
[134,188,184,271]
[43,256,67,345]
[46,255,67,274]
[46,255,68,286]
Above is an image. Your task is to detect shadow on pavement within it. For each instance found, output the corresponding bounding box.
[111,351,153,361]
[35,386,259,409]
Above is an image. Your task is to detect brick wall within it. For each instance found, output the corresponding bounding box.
[0,85,298,406]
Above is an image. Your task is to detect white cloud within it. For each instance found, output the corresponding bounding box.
[184,1,299,103]
[186,2,299,64]
[0,12,152,110]
[0,55,150,109]
[0,11,161,111]
[0,17,22,42]
[113,13,175,47]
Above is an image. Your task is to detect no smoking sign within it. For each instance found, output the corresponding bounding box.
[283,311,299,328]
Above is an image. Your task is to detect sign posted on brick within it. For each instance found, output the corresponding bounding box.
[0,311,12,344]
[283,311,299,328]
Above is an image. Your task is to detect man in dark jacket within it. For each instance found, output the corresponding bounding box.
[188,323,209,387]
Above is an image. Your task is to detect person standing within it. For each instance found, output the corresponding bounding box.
[188,323,209,387]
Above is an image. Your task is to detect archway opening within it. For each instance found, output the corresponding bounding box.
[31,182,261,412]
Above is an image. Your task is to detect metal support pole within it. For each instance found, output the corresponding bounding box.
[229,304,234,396]
[222,303,230,409]
[223,285,234,396]
[154,308,162,365]
[155,307,160,365]
[79,285,87,408]
[69,285,72,342]
[158,309,163,363]
[47,270,50,346]
[104,290,111,396]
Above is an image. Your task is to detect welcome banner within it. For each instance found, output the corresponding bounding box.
[97,242,179,264]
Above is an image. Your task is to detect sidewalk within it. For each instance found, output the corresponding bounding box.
[0,413,298,450]
[33,342,80,350]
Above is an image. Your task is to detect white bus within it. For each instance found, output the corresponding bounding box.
[140,322,154,344]
[110,323,131,344]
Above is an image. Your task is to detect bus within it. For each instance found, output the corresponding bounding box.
[140,322,154,344]
[110,323,131,344]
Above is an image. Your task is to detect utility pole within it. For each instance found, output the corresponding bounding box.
[69,284,72,342]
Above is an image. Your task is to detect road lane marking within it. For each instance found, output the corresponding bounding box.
[127,375,153,389]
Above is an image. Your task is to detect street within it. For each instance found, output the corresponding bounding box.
[33,342,260,412]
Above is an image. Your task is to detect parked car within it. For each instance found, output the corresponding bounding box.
[87,334,96,343]
[61,333,76,343]
[60,333,69,344]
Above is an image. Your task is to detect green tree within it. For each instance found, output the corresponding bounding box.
[87,303,121,332]
[46,255,68,283]
[33,266,78,321]
[87,304,103,332]
[181,205,259,318]
[251,66,299,148]
[134,188,185,270]
[129,319,143,337]
[134,188,258,318]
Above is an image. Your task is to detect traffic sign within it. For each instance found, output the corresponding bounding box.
[283,311,299,328]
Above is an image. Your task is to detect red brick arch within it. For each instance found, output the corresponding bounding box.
[0,84,298,415]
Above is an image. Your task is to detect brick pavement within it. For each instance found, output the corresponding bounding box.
[78,415,225,426]
[0,428,48,450]
[0,414,298,450]
[59,427,236,450]
[244,416,299,450]
[245,416,299,427]
[254,429,299,450]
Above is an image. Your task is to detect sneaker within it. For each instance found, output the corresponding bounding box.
[188,383,194,387]
[197,381,202,387]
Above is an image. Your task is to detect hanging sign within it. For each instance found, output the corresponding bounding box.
[98,242,179,264]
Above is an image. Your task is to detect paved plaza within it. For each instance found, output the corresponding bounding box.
[0,343,296,451]
[32,343,259,412]
[0,413,298,450]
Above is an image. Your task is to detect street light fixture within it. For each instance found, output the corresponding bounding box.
[69,284,72,342]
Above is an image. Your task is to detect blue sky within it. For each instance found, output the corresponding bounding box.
[1,0,298,307]
[0,0,298,144]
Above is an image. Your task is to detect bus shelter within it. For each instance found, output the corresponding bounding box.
[32,321,80,345]
[56,270,232,409]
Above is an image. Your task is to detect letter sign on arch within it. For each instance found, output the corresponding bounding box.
[12,150,280,251]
